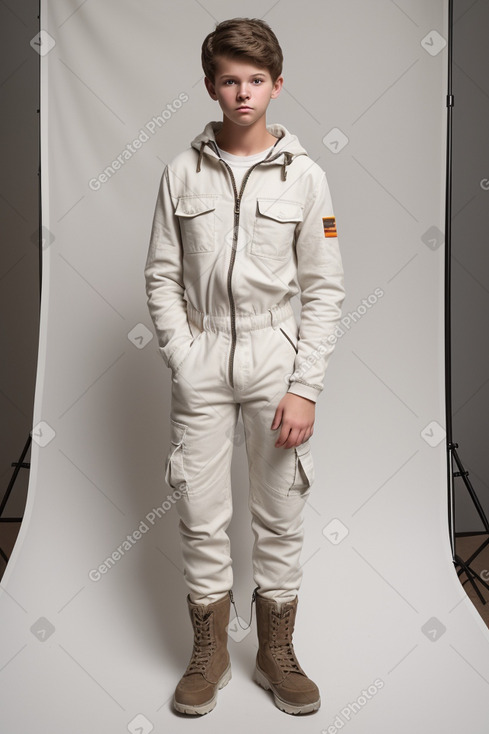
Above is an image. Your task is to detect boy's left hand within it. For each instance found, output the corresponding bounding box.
[271,393,315,449]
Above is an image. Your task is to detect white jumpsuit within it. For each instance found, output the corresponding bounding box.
[144,120,346,605]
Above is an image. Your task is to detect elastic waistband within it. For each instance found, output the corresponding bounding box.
[187,298,294,333]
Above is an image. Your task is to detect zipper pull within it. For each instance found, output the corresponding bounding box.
[228,587,258,630]
[229,588,246,630]
[235,197,240,216]
[248,586,258,628]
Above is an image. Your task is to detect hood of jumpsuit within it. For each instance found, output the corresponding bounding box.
[190,119,308,180]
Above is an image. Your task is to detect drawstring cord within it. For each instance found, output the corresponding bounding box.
[229,586,259,630]
[196,141,205,172]
[281,151,292,180]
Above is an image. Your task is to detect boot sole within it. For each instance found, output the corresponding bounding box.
[253,663,321,715]
[173,662,232,715]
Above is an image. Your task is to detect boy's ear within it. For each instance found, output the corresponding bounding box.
[204,76,218,101]
[270,75,284,99]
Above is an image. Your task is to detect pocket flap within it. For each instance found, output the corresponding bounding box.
[175,195,218,217]
[165,419,189,493]
[295,443,315,486]
[256,198,304,223]
[169,418,188,446]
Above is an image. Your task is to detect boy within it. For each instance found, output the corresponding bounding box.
[144,17,345,717]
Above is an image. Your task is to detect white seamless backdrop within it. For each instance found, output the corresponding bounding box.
[1,1,489,732]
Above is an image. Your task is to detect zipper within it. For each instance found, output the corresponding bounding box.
[209,140,286,388]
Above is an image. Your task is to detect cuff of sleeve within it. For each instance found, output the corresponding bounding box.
[287,382,320,403]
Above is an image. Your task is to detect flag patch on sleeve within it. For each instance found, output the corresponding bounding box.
[322,216,337,238]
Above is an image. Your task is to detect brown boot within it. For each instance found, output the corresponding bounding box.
[253,592,321,715]
[173,591,232,715]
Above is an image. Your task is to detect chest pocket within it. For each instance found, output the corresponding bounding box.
[175,195,219,254]
[251,198,304,260]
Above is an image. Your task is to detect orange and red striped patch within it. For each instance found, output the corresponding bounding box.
[322,216,337,238]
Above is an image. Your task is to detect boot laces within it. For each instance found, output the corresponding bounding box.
[187,610,215,674]
[270,608,302,674]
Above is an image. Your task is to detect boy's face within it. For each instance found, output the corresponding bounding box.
[205,55,283,128]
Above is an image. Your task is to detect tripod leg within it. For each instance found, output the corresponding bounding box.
[454,553,487,605]
[452,446,489,533]
[0,435,31,517]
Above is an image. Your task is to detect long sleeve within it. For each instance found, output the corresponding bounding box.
[144,165,193,372]
[287,171,346,403]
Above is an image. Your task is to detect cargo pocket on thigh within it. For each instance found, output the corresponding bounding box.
[288,442,315,497]
[164,419,189,497]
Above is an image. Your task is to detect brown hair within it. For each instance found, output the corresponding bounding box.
[201,17,283,86]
